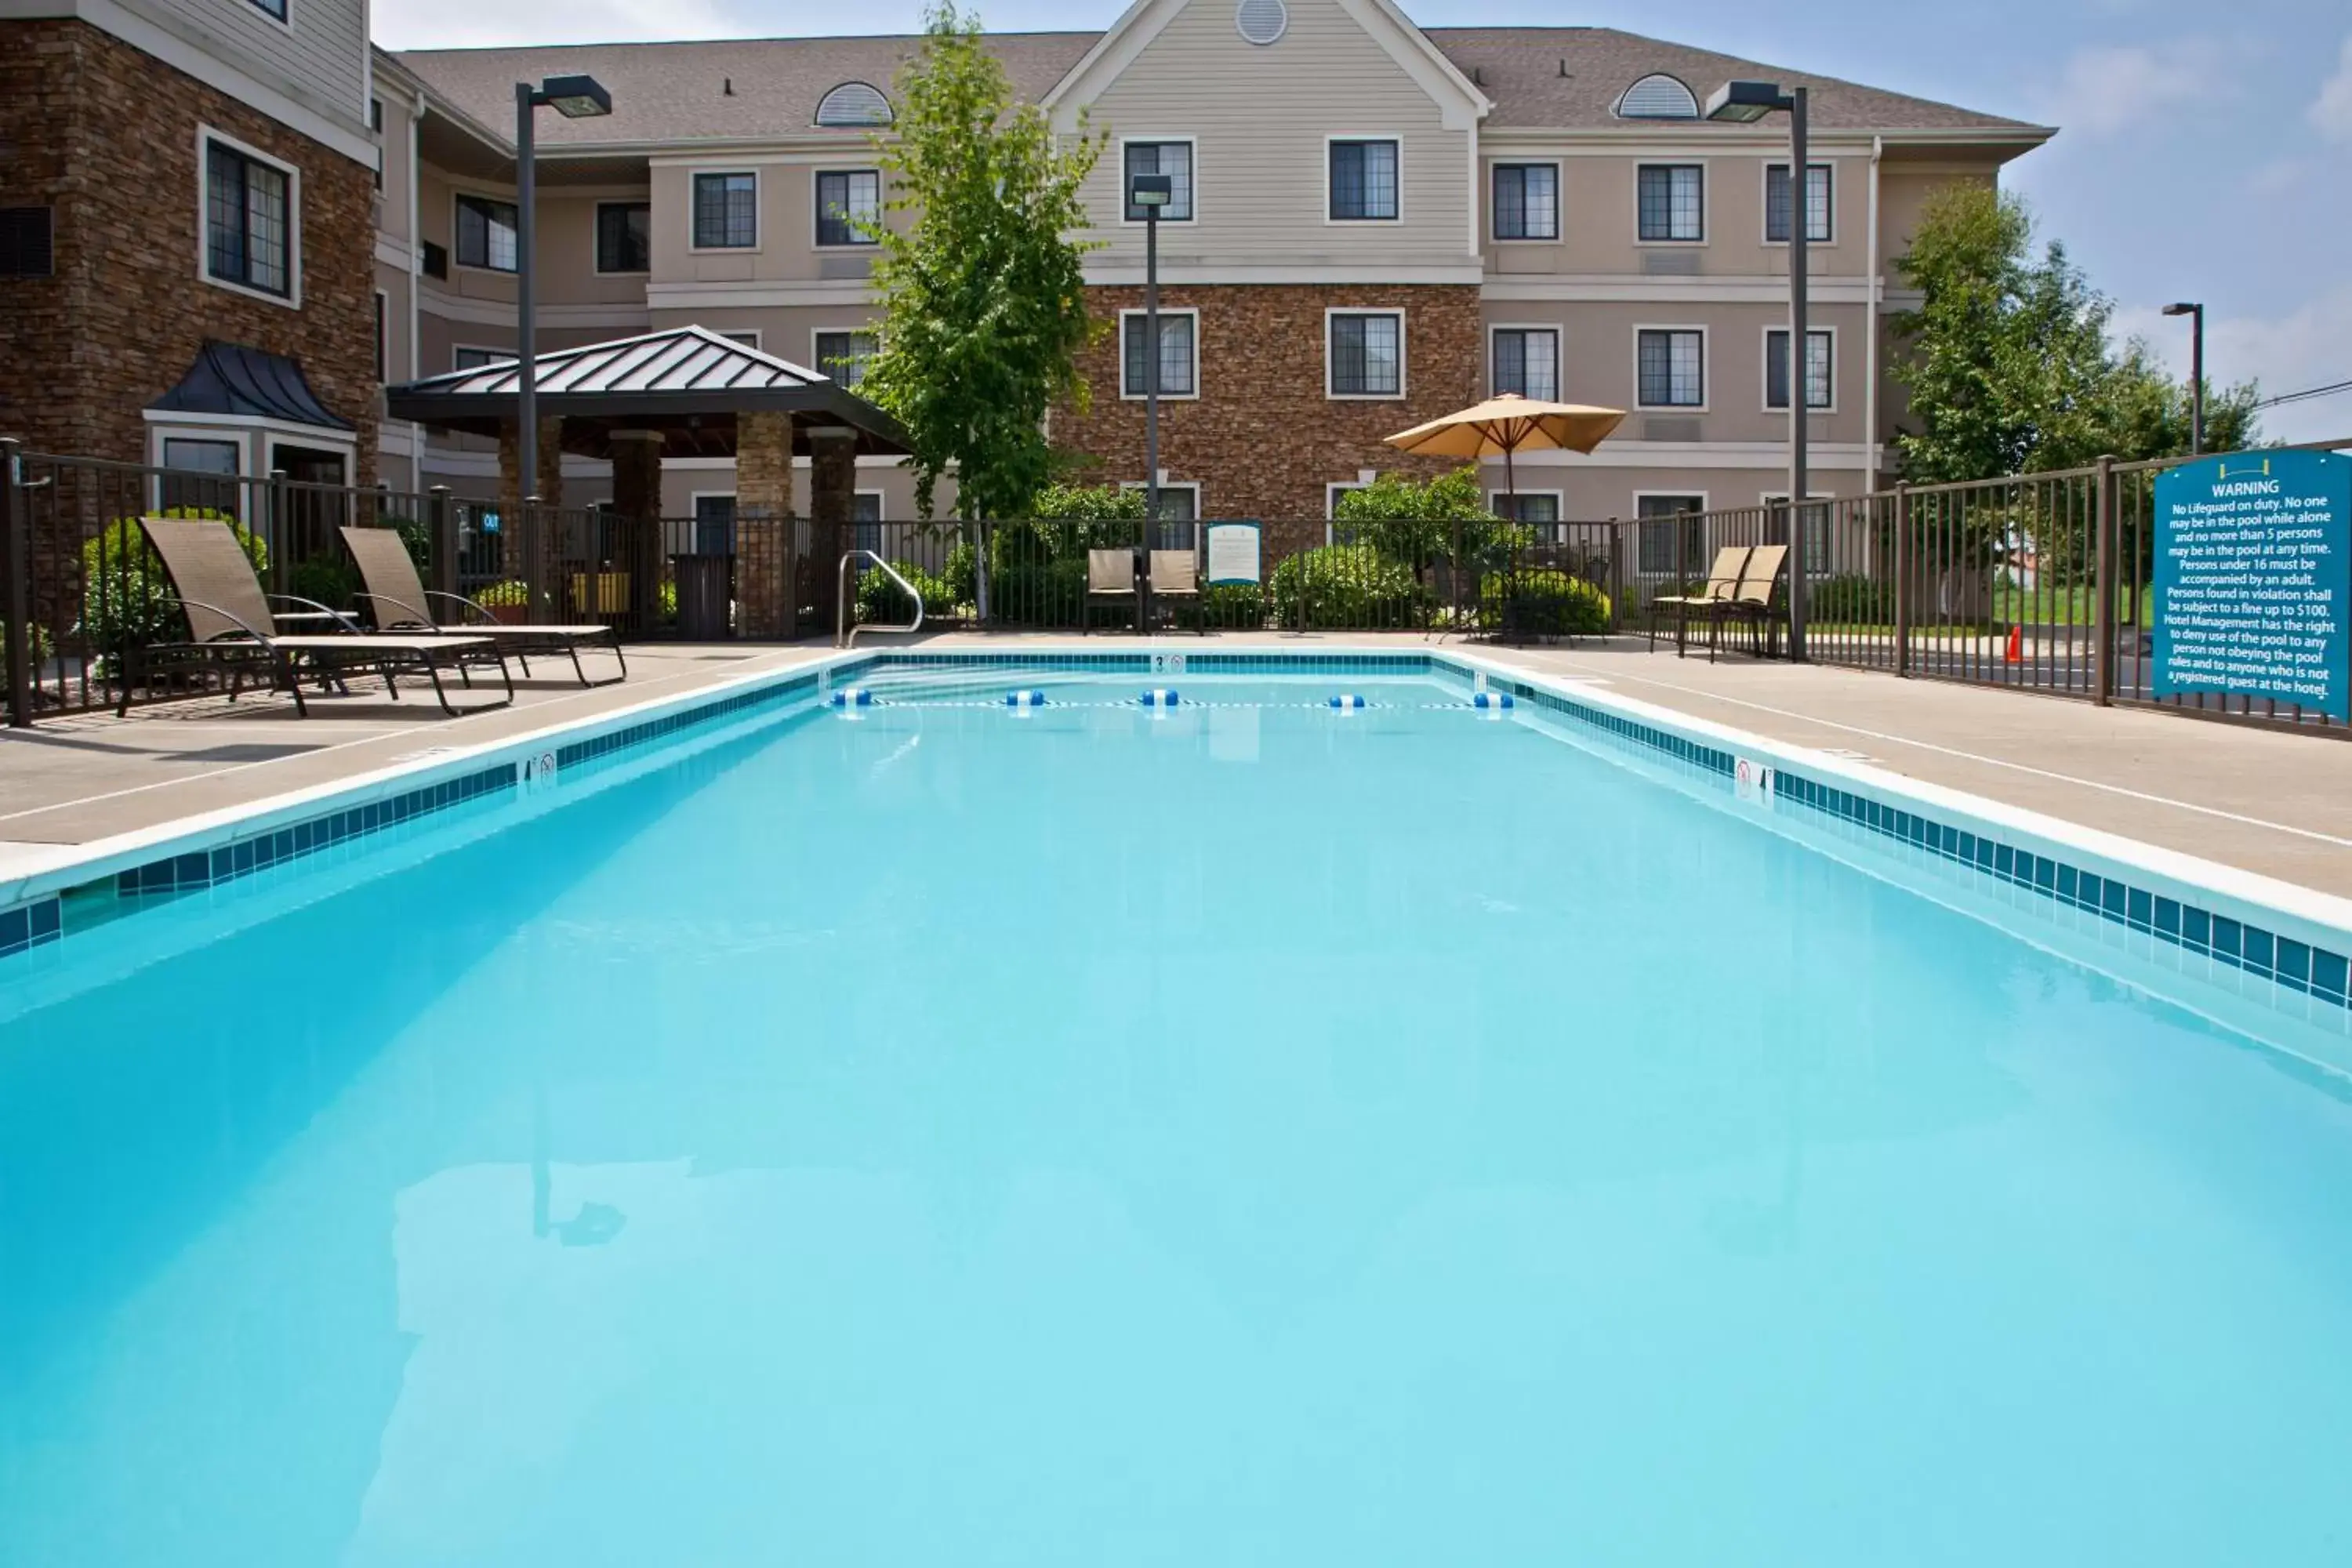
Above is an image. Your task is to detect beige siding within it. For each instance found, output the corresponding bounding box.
[647,160,901,285]
[132,0,369,136]
[1074,0,1475,270]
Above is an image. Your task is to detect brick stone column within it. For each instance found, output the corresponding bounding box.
[610,430,665,633]
[735,409,795,638]
[808,425,858,638]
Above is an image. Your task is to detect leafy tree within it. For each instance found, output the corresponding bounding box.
[1029,482,1145,522]
[860,2,1105,521]
[1889,184,2259,482]
[1332,466,1503,578]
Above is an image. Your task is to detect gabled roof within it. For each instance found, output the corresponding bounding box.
[147,341,354,431]
[1428,27,2048,136]
[387,327,909,455]
[390,32,1098,150]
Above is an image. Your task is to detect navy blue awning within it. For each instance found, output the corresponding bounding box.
[147,340,354,431]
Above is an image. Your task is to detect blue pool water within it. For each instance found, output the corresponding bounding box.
[4,670,2351,1566]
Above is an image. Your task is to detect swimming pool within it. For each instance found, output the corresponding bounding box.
[4,652,2350,1566]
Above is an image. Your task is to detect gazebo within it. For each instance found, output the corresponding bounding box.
[387,325,912,637]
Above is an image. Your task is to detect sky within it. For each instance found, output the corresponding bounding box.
[375,0,2352,443]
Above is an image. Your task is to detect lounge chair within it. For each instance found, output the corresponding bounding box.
[120,515,510,717]
[1646,546,1751,655]
[1083,547,1135,633]
[1707,543,1790,662]
[1149,549,1205,634]
[341,524,626,687]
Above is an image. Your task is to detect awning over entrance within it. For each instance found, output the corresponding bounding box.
[385,325,910,459]
[147,340,354,431]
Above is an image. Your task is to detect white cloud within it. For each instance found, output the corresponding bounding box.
[372,0,744,49]
[2313,35,2352,140]
[2122,286,2352,445]
[2037,42,2212,136]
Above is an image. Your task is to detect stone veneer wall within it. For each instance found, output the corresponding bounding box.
[1053,284,1483,520]
[0,19,377,474]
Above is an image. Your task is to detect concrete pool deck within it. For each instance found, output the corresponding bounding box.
[4,633,2347,898]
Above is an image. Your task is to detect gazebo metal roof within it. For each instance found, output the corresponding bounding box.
[386,325,910,458]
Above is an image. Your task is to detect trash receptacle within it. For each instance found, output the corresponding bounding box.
[670,554,732,640]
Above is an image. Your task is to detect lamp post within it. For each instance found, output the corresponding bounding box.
[2161,301,2205,455]
[514,73,611,612]
[1128,170,1173,636]
[1707,78,1809,662]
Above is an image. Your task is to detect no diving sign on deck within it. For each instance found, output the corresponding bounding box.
[2153,450,2350,720]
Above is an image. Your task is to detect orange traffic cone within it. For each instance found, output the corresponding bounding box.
[2004,625,2024,663]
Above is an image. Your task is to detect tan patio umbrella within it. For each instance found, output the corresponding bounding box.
[1383,394,1626,517]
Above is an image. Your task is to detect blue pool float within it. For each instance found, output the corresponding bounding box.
[830,688,874,707]
[1472,691,1514,710]
[1329,693,1367,710]
[1139,689,1180,708]
[1004,689,1048,708]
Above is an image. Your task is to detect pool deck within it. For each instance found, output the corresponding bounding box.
[5,633,2347,899]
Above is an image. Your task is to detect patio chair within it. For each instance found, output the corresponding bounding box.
[119,516,511,718]
[1646,546,1751,655]
[1083,547,1136,634]
[341,524,626,687]
[1149,549,1205,635]
[1708,544,1790,662]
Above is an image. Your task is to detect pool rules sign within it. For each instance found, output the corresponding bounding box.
[2153,450,2350,720]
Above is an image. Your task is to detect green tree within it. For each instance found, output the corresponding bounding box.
[1889,184,2259,482]
[860,2,1105,521]
[1332,466,1503,578]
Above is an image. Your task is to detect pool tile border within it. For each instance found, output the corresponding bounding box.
[3,647,2346,1033]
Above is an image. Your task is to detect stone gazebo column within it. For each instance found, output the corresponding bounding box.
[609,430,666,633]
[735,410,796,638]
[808,426,859,640]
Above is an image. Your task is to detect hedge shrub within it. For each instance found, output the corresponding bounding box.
[1270,545,1432,630]
[79,509,267,655]
[1479,570,1610,638]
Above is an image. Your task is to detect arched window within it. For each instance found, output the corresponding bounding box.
[1616,73,1699,120]
[815,82,893,128]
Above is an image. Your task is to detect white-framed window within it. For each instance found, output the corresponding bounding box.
[1765,162,1833,244]
[596,201,651,273]
[1327,138,1400,221]
[1765,327,1835,411]
[815,169,880,247]
[1491,162,1559,241]
[452,346,512,372]
[1635,492,1710,575]
[1122,139,1196,222]
[1327,310,1403,398]
[814,328,878,388]
[1120,310,1199,399]
[454,191,517,272]
[248,0,288,24]
[1635,327,1705,408]
[1490,491,1562,525]
[853,490,886,522]
[1635,163,1704,242]
[1327,480,1367,521]
[691,172,758,250]
[1120,479,1201,521]
[373,289,388,382]
[370,98,384,191]
[201,131,297,303]
[816,82,893,128]
[1490,326,1559,401]
[717,329,761,350]
[1763,491,1835,572]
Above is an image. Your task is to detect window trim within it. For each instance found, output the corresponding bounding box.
[689,169,761,254]
[1761,324,1838,413]
[1762,489,1837,573]
[1487,322,1562,402]
[810,326,880,389]
[1117,307,1203,401]
[1119,478,1202,520]
[196,126,301,309]
[854,488,888,521]
[452,189,520,275]
[1486,488,1565,523]
[1118,136,1200,226]
[715,328,762,351]
[1632,324,1709,412]
[1761,160,1835,247]
[1323,135,1405,225]
[1633,162,1707,246]
[245,0,292,32]
[1324,307,1407,401]
[1489,159,1562,244]
[1632,490,1713,577]
[811,166,883,249]
[451,344,515,372]
[593,199,652,275]
[373,289,388,382]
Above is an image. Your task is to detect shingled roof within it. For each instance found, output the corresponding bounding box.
[391,24,2041,151]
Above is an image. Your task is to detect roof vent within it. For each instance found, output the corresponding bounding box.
[815,81,893,127]
[1235,0,1287,46]
[1617,73,1699,119]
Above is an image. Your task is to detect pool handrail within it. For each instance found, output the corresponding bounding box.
[837,550,926,648]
